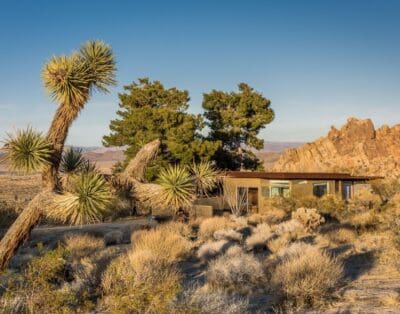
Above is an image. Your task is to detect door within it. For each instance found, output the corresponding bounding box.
[342,181,352,200]
[237,187,258,213]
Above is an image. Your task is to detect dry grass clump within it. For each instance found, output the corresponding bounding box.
[380,291,400,307]
[64,233,105,260]
[197,239,230,261]
[267,232,298,254]
[160,221,193,238]
[213,228,243,242]
[292,207,325,231]
[206,245,265,293]
[101,255,134,294]
[245,223,274,251]
[177,286,250,314]
[198,216,235,240]
[272,243,343,307]
[272,219,304,236]
[253,208,287,225]
[247,213,268,226]
[101,254,182,313]
[130,223,192,264]
[325,228,357,245]
[347,210,377,230]
[103,224,188,313]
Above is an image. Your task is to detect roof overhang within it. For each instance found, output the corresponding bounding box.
[222,171,383,181]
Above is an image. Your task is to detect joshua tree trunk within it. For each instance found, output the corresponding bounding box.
[0,103,81,269]
[0,191,56,269]
[0,138,161,270]
[42,104,82,191]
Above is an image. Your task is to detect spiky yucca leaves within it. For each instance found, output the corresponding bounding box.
[60,147,97,190]
[42,41,116,107]
[156,164,196,212]
[60,147,86,174]
[49,172,111,225]
[79,40,117,92]
[190,161,219,197]
[2,128,53,173]
[42,53,90,107]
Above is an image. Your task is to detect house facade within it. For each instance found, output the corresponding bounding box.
[222,171,382,213]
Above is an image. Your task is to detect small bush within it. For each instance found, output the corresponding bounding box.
[248,209,286,226]
[326,228,356,244]
[176,286,250,314]
[101,255,134,294]
[206,246,265,293]
[247,213,267,226]
[272,219,304,236]
[101,255,182,313]
[292,207,325,231]
[130,223,192,264]
[197,240,230,261]
[245,223,274,251]
[267,232,297,254]
[272,243,343,307]
[198,216,234,240]
[160,221,193,238]
[347,210,377,230]
[1,247,74,313]
[213,228,243,242]
[64,233,104,260]
[0,201,18,228]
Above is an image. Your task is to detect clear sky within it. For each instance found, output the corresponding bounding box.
[0,0,399,146]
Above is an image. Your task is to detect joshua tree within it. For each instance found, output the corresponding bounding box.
[0,41,219,269]
[0,40,117,269]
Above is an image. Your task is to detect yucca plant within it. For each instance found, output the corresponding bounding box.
[0,40,117,269]
[156,164,196,212]
[2,128,53,173]
[60,147,86,174]
[190,161,219,197]
[42,40,116,189]
[60,147,97,190]
[49,172,112,225]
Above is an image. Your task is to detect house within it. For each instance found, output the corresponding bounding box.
[221,171,382,213]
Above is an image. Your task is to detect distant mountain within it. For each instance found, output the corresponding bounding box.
[262,141,305,153]
[273,117,400,178]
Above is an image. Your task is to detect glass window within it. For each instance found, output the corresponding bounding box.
[270,184,290,198]
[261,186,270,197]
[313,183,328,198]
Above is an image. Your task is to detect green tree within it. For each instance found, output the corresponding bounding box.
[202,83,274,170]
[103,78,220,180]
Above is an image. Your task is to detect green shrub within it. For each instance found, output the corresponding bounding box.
[0,246,74,313]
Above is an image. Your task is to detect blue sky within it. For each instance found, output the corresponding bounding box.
[0,0,399,146]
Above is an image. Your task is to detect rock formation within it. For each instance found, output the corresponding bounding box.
[273,118,400,178]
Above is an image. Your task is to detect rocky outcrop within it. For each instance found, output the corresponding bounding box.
[273,118,400,178]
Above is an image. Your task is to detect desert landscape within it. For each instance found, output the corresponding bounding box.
[1,2,400,313]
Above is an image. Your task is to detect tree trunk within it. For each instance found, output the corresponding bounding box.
[42,104,81,190]
[0,103,81,270]
[120,139,160,182]
[0,191,56,269]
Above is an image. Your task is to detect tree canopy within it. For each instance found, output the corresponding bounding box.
[103,78,220,180]
[202,83,274,169]
[104,79,273,175]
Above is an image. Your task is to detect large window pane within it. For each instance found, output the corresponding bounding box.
[313,183,327,198]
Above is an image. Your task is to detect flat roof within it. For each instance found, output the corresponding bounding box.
[223,171,383,181]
